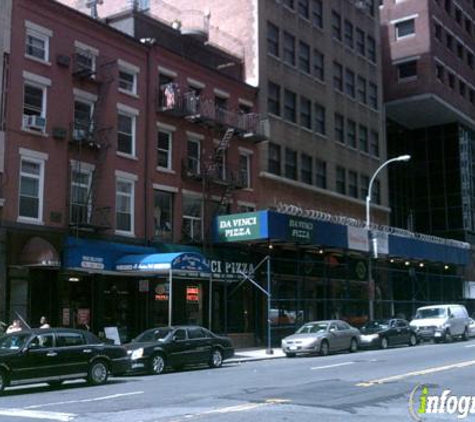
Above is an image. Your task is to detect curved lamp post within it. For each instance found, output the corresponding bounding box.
[366,154,411,320]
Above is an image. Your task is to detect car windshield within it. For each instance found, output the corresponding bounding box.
[415,308,447,319]
[0,333,31,350]
[134,328,172,342]
[363,320,390,329]
[296,323,328,334]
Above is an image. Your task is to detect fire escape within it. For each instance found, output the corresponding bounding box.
[67,48,115,233]
[157,83,269,244]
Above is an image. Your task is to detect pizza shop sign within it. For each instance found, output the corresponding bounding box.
[216,212,261,242]
[210,260,255,281]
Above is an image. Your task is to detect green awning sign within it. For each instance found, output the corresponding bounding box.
[216,212,263,242]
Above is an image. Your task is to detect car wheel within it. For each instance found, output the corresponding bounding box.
[209,348,223,368]
[47,380,63,388]
[380,337,389,350]
[88,360,109,385]
[445,330,453,343]
[285,352,296,358]
[0,370,6,394]
[409,334,417,347]
[319,340,329,356]
[149,353,166,375]
[462,328,469,341]
[349,338,358,353]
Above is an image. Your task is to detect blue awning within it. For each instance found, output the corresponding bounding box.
[115,252,210,275]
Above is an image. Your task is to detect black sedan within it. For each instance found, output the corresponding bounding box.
[0,328,129,394]
[359,319,418,349]
[125,326,234,375]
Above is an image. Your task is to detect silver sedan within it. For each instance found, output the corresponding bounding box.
[281,320,360,357]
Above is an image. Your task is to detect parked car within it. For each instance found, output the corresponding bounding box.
[0,328,129,394]
[409,304,470,342]
[125,326,234,375]
[468,318,475,338]
[281,320,360,357]
[359,319,418,349]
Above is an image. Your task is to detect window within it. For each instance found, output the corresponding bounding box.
[187,138,201,176]
[312,0,323,28]
[158,73,174,108]
[316,159,327,188]
[74,46,96,77]
[434,21,442,41]
[333,61,343,91]
[285,148,297,180]
[344,20,354,48]
[348,171,358,198]
[396,19,415,39]
[300,96,312,129]
[373,179,381,204]
[154,190,173,240]
[70,164,93,225]
[436,63,444,81]
[455,7,462,24]
[360,174,369,199]
[370,130,379,157]
[182,195,202,242]
[467,52,474,69]
[313,49,325,81]
[367,36,376,62]
[459,80,466,97]
[369,82,378,109]
[117,112,136,156]
[118,62,138,95]
[157,129,172,169]
[332,11,342,40]
[345,68,355,98]
[19,157,44,221]
[448,72,455,89]
[444,0,452,14]
[30,334,54,349]
[336,166,346,194]
[239,153,251,188]
[267,22,280,57]
[314,103,326,135]
[397,60,417,81]
[298,0,309,18]
[346,119,356,148]
[268,81,281,116]
[359,125,368,152]
[116,177,134,234]
[356,28,365,55]
[23,82,46,132]
[56,333,85,347]
[357,76,367,104]
[465,18,472,35]
[301,154,313,184]
[25,22,50,62]
[73,99,94,140]
[470,89,475,104]
[283,31,296,66]
[299,41,310,73]
[334,113,344,143]
[457,42,464,59]
[446,33,454,51]
[269,143,281,175]
[284,89,297,123]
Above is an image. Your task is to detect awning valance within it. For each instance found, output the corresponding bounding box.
[115,252,210,275]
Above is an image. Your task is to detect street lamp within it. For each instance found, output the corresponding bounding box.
[365,154,411,320]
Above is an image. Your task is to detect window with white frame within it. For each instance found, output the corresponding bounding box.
[182,194,202,242]
[397,60,417,81]
[118,60,139,95]
[19,157,44,221]
[74,45,96,77]
[239,153,251,188]
[153,190,173,240]
[25,22,51,62]
[70,164,93,224]
[116,177,134,234]
[117,112,136,156]
[395,19,415,40]
[23,77,48,132]
[157,129,172,169]
[187,138,201,176]
[73,99,94,140]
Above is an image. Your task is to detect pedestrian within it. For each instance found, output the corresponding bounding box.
[39,316,50,329]
[6,319,22,333]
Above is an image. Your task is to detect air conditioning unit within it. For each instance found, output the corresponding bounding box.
[23,115,46,130]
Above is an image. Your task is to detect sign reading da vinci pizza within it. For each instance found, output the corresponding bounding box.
[215,211,265,242]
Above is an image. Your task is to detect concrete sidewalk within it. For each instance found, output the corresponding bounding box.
[227,347,286,363]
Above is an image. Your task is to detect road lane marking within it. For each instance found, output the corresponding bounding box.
[465,344,475,348]
[0,408,76,421]
[356,359,475,387]
[25,391,144,409]
[311,361,355,370]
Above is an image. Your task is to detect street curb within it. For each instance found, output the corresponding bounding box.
[227,355,286,364]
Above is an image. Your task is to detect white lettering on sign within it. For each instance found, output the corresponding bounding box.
[220,217,257,230]
[225,227,251,238]
[291,229,311,240]
[289,220,313,230]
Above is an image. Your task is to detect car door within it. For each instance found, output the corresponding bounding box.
[54,332,90,379]
[396,320,411,344]
[386,320,399,345]
[187,327,212,363]
[19,333,57,382]
[328,323,342,351]
[336,322,352,350]
[167,328,192,366]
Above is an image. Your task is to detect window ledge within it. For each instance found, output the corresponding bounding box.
[115,230,136,238]
[118,89,140,99]
[25,55,51,66]
[242,187,254,192]
[17,217,45,225]
[157,167,176,175]
[21,128,48,137]
[116,152,138,160]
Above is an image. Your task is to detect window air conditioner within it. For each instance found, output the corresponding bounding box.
[24,115,46,130]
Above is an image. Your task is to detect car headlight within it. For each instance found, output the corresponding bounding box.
[130,348,144,360]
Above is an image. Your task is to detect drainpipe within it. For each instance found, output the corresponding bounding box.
[144,42,153,245]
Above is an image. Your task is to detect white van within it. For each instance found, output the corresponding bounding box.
[409,304,470,342]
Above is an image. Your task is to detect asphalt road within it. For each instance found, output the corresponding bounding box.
[1,339,475,422]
